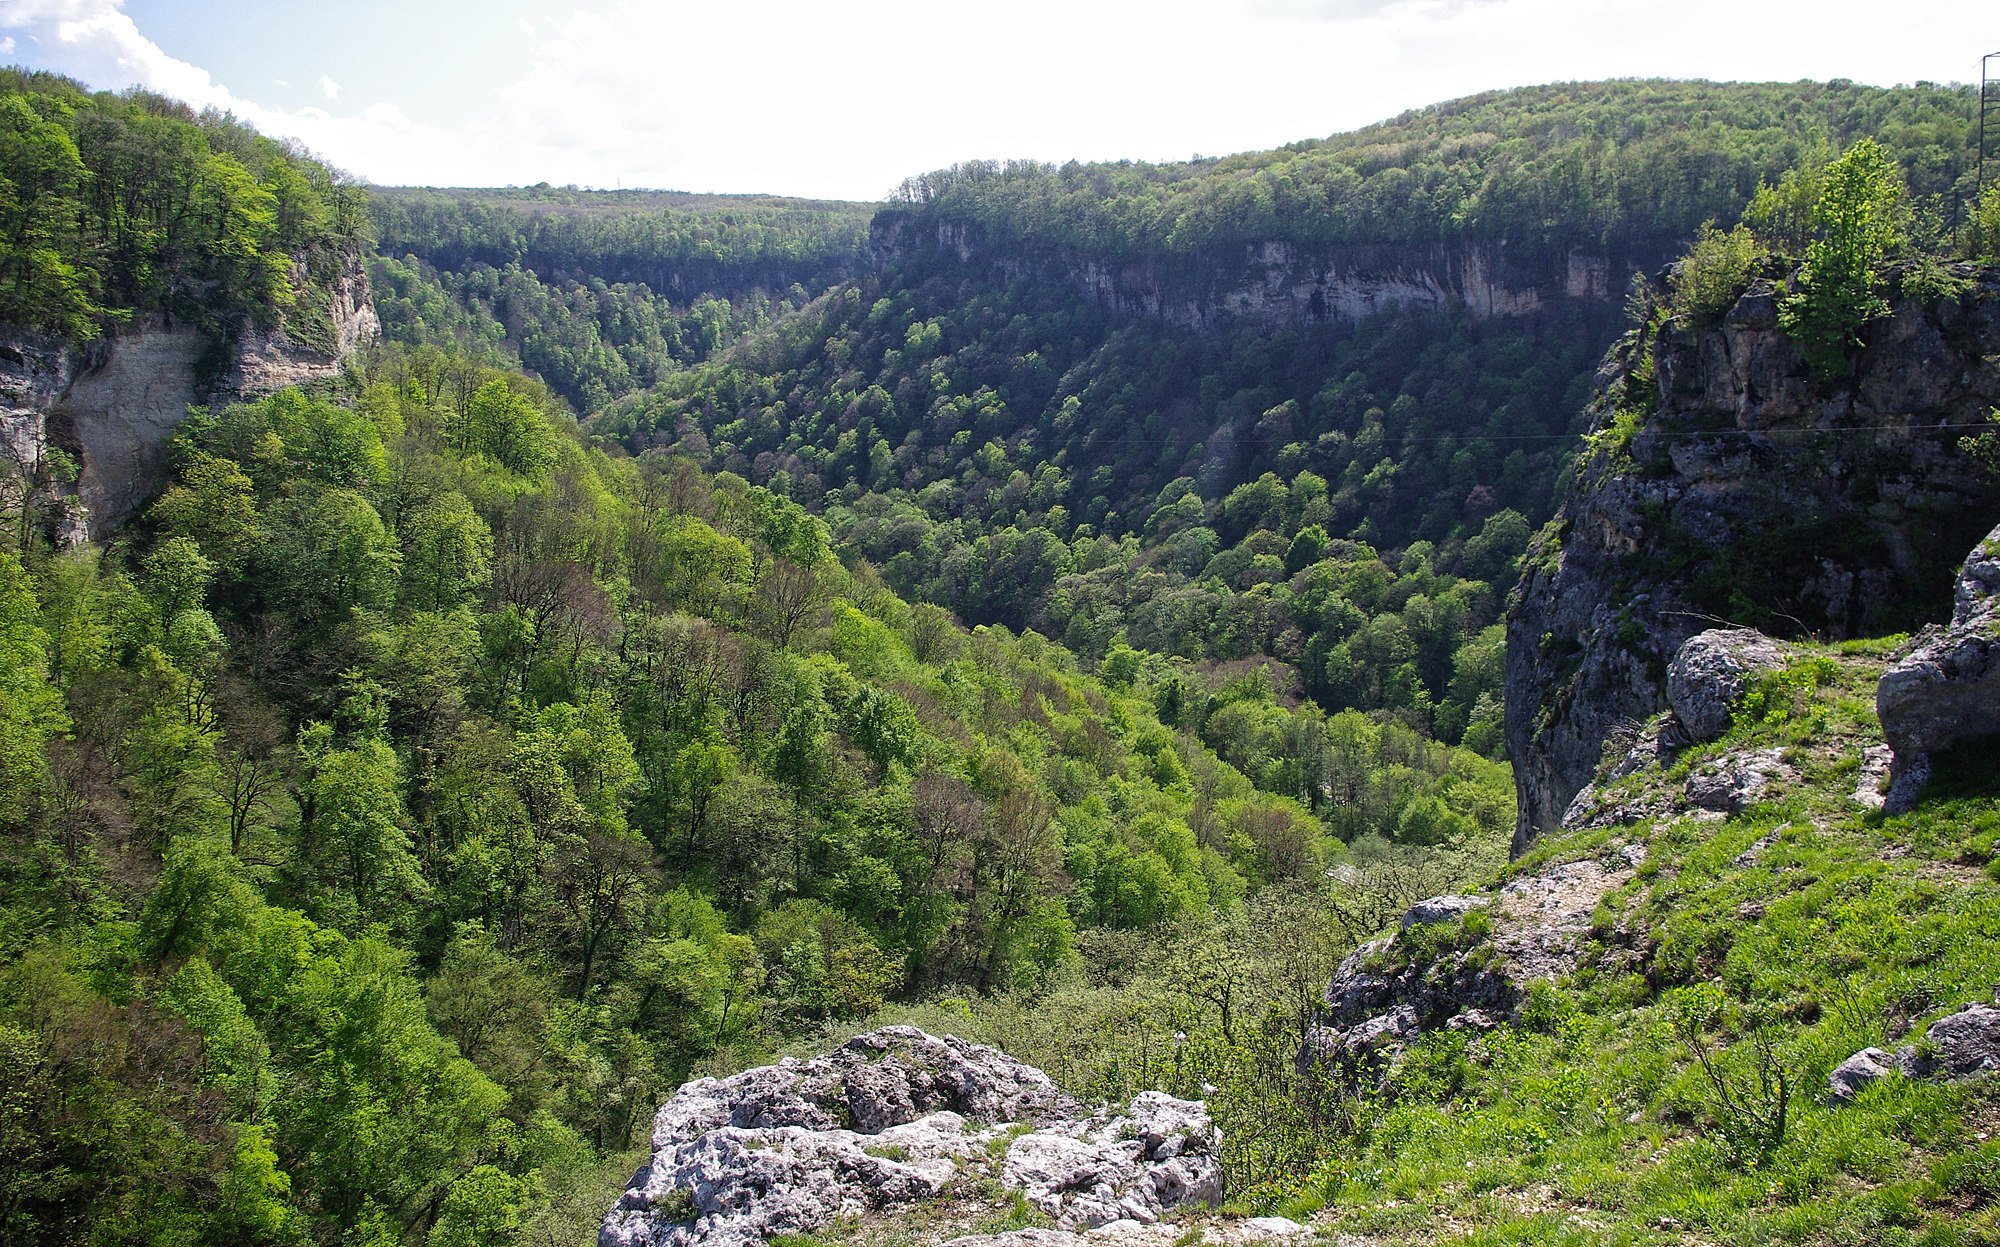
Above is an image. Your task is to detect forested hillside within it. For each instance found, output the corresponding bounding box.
[590,80,1980,753]
[0,68,369,349]
[367,188,873,412]
[881,79,1976,264]
[0,333,1514,1242]
[5,64,2000,1247]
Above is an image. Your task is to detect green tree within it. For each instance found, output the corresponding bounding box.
[1777,139,1905,374]
[0,553,68,828]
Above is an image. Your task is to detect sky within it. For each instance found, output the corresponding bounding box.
[2,0,1993,201]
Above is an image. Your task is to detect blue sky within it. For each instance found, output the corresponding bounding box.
[3,0,1993,200]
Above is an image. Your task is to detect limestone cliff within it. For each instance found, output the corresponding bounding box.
[870,213,1636,332]
[0,259,378,542]
[1505,263,2000,853]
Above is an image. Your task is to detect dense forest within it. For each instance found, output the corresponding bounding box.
[4,66,2000,1247]
[0,343,1513,1243]
[0,68,368,348]
[880,79,1979,264]
[366,188,873,413]
[596,80,1982,753]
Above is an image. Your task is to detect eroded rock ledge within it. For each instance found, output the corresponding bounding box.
[601,1027,1221,1247]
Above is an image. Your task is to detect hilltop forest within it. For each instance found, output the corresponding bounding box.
[2,66,2000,1247]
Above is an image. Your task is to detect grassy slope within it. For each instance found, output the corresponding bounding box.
[1289,641,2000,1245]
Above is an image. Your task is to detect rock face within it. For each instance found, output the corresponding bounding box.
[1876,523,2000,810]
[601,1027,1221,1247]
[872,212,1640,335]
[1300,854,1635,1076]
[0,259,376,540]
[1507,265,2000,854]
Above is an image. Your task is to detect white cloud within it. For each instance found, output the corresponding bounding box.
[1,0,1990,199]
[319,73,340,100]
[0,35,15,55]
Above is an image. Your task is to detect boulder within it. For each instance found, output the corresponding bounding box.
[1826,1047,1899,1101]
[1667,629,1788,744]
[1877,524,2000,811]
[1912,1003,2000,1081]
[602,1028,1218,1247]
[1399,894,1489,929]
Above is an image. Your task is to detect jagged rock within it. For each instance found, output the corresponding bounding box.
[602,1028,1218,1247]
[1400,895,1489,928]
[1683,747,1793,814]
[1877,524,2000,812]
[1666,629,1788,743]
[1507,269,2000,855]
[1827,1048,1899,1101]
[1003,1091,1221,1229]
[1910,1003,2000,1081]
[1301,854,1637,1081]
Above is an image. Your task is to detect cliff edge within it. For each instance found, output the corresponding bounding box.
[0,259,378,542]
[1505,263,2000,853]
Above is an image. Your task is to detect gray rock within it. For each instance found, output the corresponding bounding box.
[1917,1004,2000,1081]
[1400,894,1489,929]
[1851,743,1895,810]
[1003,1091,1222,1229]
[1877,524,2000,811]
[1827,1047,1899,1101]
[1667,629,1788,744]
[1683,747,1792,814]
[1506,272,2000,856]
[602,1029,1215,1247]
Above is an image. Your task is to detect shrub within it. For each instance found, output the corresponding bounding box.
[1776,140,1906,376]
[1668,221,1760,328]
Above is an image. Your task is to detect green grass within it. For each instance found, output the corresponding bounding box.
[1244,638,2000,1244]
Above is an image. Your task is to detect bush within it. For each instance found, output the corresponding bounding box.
[1668,221,1760,328]
[1776,140,1906,376]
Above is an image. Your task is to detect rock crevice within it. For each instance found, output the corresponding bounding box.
[602,1028,1221,1247]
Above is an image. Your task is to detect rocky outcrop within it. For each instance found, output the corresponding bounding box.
[1666,629,1788,744]
[1829,990,2000,1101]
[1507,265,2000,853]
[602,1027,1220,1247]
[872,212,1639,334]
[1300,853,1636,1077]
[1876,523,2000,810]
[0,259,376,540]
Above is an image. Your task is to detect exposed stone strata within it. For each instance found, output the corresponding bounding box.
[1507,265,2000,854]
[0,258,376,539]
[871,213,1638,333]
[1299,854,1636,1078]
[602,1027,1220,1247]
